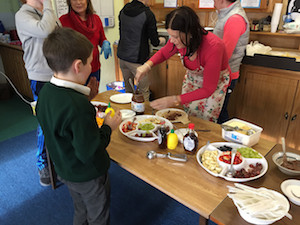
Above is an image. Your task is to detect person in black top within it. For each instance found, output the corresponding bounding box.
[117,0,165,101]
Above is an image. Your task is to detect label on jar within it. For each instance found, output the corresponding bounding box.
[131,101,145,113]
[183,136,195,151]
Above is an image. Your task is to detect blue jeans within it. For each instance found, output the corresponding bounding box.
[30,80,47,171]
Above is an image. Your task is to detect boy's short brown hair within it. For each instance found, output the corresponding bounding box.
[43,27,93,73]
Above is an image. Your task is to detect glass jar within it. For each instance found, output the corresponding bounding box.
[157,123,167,149]
[131,89,145,115]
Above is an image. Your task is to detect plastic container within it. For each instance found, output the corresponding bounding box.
[106,81,126,93]
[221,118,263,147]
[106,81,137,93]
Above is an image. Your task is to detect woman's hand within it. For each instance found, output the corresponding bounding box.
[135,62,152,83]
[150,95,181,110]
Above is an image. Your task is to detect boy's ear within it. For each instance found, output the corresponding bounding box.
[73,59,83,74]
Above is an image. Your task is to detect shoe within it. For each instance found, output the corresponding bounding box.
[38,167,51,186]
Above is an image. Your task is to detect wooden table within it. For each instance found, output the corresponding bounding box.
[93,90,276,224]
[210,144,300,225]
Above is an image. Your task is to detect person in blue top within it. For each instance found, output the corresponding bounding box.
[15,0,60,186]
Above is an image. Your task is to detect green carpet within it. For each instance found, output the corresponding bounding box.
[0,94,37,142]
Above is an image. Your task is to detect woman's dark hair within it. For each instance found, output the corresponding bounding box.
[43,27,93,73]
[165,6,207,57]
[67,0,95,14]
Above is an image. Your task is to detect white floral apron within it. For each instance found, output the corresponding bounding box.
[181,56,230,123]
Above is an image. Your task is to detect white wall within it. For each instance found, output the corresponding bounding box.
[98,0,124,93]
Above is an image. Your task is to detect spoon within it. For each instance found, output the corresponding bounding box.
[146,150,187,162]
[129,78,136,93]
[221,124,254,135]
[225,149,237,178]
[281,137,287,163]
[291,187,300,199]
[195,129,211,132]
[127,116,136,130]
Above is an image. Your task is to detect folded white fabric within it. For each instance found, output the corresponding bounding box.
[246,41,272,56]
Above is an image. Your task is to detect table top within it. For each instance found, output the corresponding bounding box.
[93,90,276,219]
[210,144,300,225]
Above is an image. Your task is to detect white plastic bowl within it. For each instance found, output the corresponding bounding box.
[235,189,290,224]
[120,109,136,121]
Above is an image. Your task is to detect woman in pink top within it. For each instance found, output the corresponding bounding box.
[136,6,230,122]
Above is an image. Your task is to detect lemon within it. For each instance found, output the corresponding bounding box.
[105,102,115,117]
[167,129,178,150]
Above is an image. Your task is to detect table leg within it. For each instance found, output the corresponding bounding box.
[199,216,208,225]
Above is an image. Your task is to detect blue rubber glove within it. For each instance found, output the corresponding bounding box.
[100,40,112,59]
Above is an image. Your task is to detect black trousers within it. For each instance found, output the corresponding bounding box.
[218,79,238,124]
[59,173,110,225]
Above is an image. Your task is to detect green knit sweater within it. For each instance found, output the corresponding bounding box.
[36,83,111,182]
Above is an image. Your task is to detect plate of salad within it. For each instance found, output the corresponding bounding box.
[119,115,173,142]
[196,142,268,182]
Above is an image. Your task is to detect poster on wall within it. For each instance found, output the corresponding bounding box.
[198,0,261,8]
[54,0,68,18]
[199,0,214,9]
[164,0,178,8]
[240,0,261,8]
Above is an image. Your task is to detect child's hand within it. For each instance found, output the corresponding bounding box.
[104,109,122,130]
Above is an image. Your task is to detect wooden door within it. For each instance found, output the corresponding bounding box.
[238,65,297,144]
[150,0,164,8]
[182,0,201,8]
[166,55,186,96]
[285,82,300,151]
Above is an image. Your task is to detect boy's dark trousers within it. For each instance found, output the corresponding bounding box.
[59,173,110,225]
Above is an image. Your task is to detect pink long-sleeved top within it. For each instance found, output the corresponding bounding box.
[223,14,247,79]
[150,32,230,104]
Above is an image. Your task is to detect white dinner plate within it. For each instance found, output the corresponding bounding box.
[196,142,268,182]
[91,101,108,108]
[155,108,188,123]
[110,93,133,104]
[119,115,173,142]
[281,179,300,206]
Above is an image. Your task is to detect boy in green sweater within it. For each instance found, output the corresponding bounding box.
[36,27,122,225]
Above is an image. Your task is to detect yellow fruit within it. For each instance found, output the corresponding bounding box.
[105,102,115,118]
[167,129,178,150]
